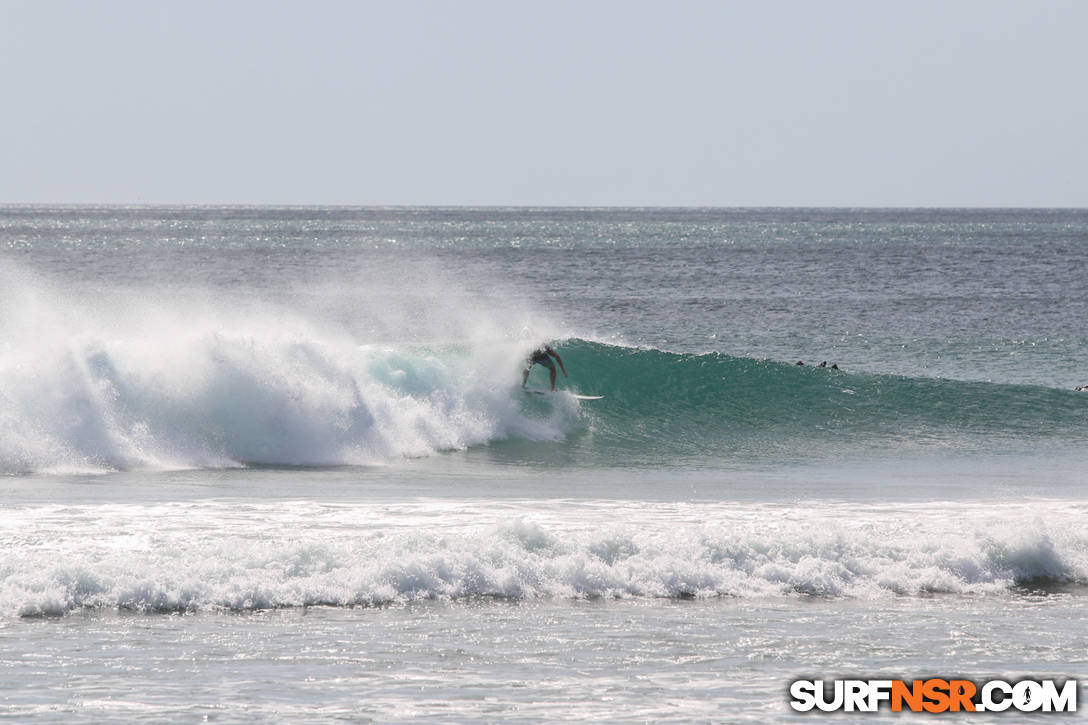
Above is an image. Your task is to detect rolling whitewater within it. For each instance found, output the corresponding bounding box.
[2,206,1088,722]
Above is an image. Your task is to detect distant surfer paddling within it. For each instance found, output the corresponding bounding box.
[796,360,839,369]
[522,344,568,391]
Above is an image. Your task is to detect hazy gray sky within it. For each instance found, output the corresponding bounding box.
[3,0,1086,206]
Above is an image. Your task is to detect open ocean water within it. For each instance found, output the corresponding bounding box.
[1,206,1087,722]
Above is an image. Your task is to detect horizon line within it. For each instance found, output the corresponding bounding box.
[2,202,1087,211]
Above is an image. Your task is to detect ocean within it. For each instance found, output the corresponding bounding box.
[1,206,1086,722]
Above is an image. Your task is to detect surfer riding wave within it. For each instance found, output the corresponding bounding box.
[522,344,567,391]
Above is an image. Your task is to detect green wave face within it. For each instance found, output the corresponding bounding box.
[535,340,1088,466]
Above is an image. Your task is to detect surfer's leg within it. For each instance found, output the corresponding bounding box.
[522,366,531,387]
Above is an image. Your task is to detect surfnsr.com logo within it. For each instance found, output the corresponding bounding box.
[789,678,1077,713]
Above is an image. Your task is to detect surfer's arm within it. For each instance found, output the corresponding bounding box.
[549,350,568,377]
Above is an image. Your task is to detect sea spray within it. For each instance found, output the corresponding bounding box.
[0,267,578,473]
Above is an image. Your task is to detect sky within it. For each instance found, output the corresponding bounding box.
[2,0,1086,206]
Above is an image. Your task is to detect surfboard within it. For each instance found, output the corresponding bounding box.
[523,389,603,400]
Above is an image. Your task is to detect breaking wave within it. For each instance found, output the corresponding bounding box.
[1,261,1084,474]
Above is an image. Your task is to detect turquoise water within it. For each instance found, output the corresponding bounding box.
[1,207,1087,722]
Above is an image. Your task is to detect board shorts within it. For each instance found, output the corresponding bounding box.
[527,350,552,366]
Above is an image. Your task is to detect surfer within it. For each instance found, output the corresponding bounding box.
[522,344,568,391]
[796,360,840,369]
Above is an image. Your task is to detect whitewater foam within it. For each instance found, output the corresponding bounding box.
[0,268,581,473]
[3,500,1085,617]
